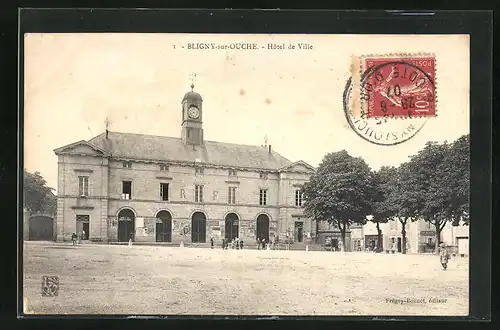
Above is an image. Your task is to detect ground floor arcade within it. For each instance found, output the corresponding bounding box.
[56,201,316,245]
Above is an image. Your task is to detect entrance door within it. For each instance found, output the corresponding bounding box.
[117,209,135,242]
[295,222,304,242]
[82,222,89,240]
[224,213,239,241]
[256,214,270,243]
[76,215,89,241]
[156,210,172,242]
[191,212,206,243]
[332,238,339,251]
[397,237,402,252]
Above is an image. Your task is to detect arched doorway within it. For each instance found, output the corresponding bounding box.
[224,213,239,241]
[156,210,172,242]
[191,212,206,243]
[117,208,135,242]
[256,214,270,243]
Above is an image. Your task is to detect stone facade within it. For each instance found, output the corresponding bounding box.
[54,86,316,244]
[55,152,314,244]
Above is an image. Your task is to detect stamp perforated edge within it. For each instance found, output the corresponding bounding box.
[351,52,437,120]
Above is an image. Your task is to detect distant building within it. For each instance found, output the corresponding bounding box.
[351,218,469,255]
[53,85,316,244]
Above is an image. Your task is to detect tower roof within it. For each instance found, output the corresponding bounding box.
[182,83,203,103]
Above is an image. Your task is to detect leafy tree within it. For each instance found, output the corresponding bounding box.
[385,162,420,254]
[370,166,398,252]
[408,136,469,253]
[43,191,57,215]
[447,134,470,226]
[303,150,373,251]
[409,141,450,253]
[23,170,56,215]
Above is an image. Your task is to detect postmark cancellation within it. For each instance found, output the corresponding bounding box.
[345,53,437,146]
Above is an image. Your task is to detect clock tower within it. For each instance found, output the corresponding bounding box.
[181,83,204,146]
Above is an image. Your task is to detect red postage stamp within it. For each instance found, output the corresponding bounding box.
[357,55,436,119]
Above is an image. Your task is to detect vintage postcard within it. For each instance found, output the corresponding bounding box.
[22,33,470,316]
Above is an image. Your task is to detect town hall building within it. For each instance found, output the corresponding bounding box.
[52,83,468,254]
[53,84,317,245]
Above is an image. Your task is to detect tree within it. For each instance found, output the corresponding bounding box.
[370,166,398,252]
[43,191,57,215]
[303,150,373,251]
[23,170,56,215]
[407,137,469,253]
[385,162,420,254]
[447,134,470,226]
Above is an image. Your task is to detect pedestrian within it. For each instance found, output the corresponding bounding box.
[71,232,78,246]
[239,239,243,250]
[439,242,451,270]
[82,229,86,241]
[210,236,214,249]
[261,238,266,250]
[128,231,133,246]
[257,237,261,250]
[236,237,240,250]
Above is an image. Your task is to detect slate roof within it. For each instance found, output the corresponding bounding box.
[87,131,293,171]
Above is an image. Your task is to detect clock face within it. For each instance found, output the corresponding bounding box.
[188,106,200,119]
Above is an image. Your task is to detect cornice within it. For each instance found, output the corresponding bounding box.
[74,169,94,173]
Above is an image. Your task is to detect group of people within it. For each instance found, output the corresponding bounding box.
[257,237,269,250]
[257,237,284,250]
[216,237,244,250]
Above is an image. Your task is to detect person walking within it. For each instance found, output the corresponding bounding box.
[239,238,243,250]
[210,236,214,249]
[257,237,261,250]
[261,238,266,250]
[71,232,78,246]
[439,242,451,270]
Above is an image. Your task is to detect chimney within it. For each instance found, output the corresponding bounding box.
[268,145,272,154]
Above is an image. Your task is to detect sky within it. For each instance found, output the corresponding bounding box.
[24,33,470,193]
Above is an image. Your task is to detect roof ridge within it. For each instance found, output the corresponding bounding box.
[87,131,107,144]
[100,130,180,140]
[87,130,294,168]
[99,130,288,153]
